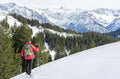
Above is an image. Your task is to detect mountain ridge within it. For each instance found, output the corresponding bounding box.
[0,3,120,33]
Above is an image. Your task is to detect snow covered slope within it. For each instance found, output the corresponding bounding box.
[0,3,49,23]
[11,41,120,79]
[37,8,119,33]
[107,18,120,31]
[0,13,21,26]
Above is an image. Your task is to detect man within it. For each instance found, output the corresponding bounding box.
[21,41,39,75]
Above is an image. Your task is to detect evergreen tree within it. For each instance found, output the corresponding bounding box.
[12,22,32,72]
[70,43,82,54]
[12,23,32,53]
[0,16,9,29]
[32,32,52,68]
[32,32,44,67]
[54,40,67,60]
[0,25,20,79]
[88,39,96,48]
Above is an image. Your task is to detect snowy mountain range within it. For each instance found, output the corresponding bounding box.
[1,3,120,33]
[11,41,120,79]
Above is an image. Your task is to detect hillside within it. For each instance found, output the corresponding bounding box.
[11,41,120,79]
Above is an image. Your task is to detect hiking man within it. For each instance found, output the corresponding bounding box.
[21,41,39,75]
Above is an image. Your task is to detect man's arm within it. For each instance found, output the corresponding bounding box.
[31,45,39,53]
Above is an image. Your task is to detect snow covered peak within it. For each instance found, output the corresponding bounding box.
[93,8,120,17]
[90,11,116,26]
[107,18,120,31]
[93,8,113,14]
[0,3,16,10]
[38,7,76,14]
[0,3,50,23]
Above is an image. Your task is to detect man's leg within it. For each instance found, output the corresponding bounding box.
[28,60,33,75]
[25,60,29,74]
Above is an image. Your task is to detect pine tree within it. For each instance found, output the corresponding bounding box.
[88,39,96,48]
[32,32,52,68]
[12,23,32,53]
[12,22,32,72]
[0,25,20,79]
[0,16,9,29]
[70,43,82,54]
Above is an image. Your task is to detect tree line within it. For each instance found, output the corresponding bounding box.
[45,30,117,59]
[105,28,120,40]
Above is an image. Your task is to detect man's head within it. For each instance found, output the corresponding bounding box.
[25,41,32,44]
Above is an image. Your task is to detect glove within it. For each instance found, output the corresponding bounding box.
[21,57,24,60]
[36,44,40,48]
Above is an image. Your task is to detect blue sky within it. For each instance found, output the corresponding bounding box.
[0,0,119,9]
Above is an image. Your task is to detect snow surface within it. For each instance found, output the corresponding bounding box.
[11,41,120,79]
[45,28,80,38]
[91,11,116,26]
[28,25,43,37]
[0,13,21,26]
[44,42,56,60]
